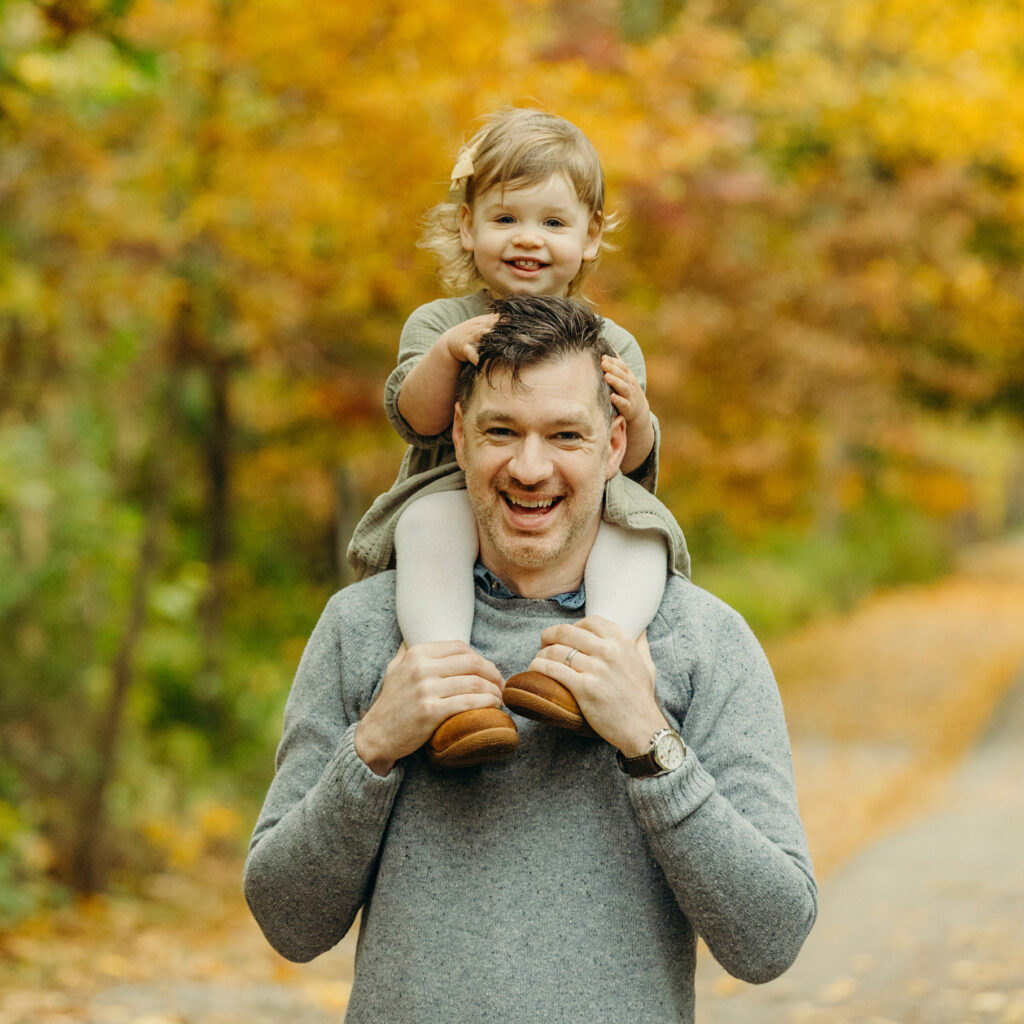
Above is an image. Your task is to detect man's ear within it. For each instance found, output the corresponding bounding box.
[452,402,467,469]
[459,204,475,253]
[604,414,627,480]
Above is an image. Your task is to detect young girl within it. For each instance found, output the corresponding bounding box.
[348,108,689,767]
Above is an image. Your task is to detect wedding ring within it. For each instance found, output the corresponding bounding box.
[564,647,579,668]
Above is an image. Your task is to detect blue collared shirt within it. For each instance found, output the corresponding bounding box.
[473,561,586,610]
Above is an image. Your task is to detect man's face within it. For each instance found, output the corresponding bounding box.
[452,352,626,595]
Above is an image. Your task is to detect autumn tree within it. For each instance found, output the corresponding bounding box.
[2,0,1022,905]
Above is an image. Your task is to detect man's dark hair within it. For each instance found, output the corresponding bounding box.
[455,295,617,417]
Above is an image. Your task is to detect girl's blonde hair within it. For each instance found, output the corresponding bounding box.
[420,108,616,297]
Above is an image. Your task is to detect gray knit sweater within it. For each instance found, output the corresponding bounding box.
[244,572,817,1023]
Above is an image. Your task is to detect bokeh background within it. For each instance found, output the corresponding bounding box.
[2,0,1023,963]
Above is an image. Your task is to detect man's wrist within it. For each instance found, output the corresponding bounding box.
[354,718,396,778]
[616,711,671,759]
[617,726,686,778]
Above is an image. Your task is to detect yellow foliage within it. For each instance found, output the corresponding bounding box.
[142,800,243,870]
[760,0,1024,172]
[143,817,202,870]
[4,0,1024,566]
[310,980,354,1012]
[196,800,243,844]
[773,541,1024,872]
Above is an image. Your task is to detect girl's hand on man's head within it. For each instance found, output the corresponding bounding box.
[441,313,500,365]
[603,354,656,474]
[602,355,649,424]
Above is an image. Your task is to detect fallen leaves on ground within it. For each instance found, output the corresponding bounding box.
[775,536,1024,875]
[0,860,355,1024]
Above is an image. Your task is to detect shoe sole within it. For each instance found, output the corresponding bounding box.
[503,680,596,737]
[426,725,519,769]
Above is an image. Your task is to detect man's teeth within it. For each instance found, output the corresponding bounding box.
[509,496,556,509]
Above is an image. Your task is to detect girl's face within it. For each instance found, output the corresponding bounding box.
[459,173,602,298]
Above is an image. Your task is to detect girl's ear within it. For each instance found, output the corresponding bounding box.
[459,204,475,253]
[583,214,603,261]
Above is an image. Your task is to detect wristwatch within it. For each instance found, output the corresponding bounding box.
[616,728,686,778]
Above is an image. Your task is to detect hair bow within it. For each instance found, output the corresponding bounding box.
[449,146,476,191]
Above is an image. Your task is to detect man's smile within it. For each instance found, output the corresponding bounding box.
[501,491,563,520]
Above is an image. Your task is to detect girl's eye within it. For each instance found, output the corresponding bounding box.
[495,214,515,224]
[544,218,566,228]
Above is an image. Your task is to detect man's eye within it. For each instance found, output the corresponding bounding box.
[485,427,514,437]
[553,432,582,442]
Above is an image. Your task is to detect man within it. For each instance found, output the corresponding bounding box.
[244,295,817,1023]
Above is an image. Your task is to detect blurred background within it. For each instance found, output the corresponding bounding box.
[2,0,1023,988]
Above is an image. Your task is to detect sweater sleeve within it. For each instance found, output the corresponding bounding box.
[626,593,818,983]
[243,593,404,963]
[383,295,487,451]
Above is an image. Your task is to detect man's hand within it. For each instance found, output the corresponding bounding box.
[441,313,500,366]
[601,355,655,474]
[527,617,668,757]
[354,642,505,776]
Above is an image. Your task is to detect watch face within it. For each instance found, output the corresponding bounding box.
[655,732,686,772]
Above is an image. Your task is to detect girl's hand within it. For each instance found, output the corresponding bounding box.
[398,313,499,436]
[441,313,500,366]
[602,355,655,474]
[602,355,648,423]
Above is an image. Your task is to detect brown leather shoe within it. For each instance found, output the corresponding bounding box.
[503,671,595,736]
[426,707,519,769]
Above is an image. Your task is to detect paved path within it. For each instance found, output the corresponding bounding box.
[696,672,1024,1024]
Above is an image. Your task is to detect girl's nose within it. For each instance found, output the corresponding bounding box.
[511,224,542,248]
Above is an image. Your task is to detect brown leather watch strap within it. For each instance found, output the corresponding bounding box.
[616,747,661,778]
[616,728,686,778]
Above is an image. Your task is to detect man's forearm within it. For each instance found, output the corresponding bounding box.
[243,593,404,964]
[631,765,817,984]
[244,725,401,962]
[626,598,818,983]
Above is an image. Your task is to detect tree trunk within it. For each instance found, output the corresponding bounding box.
[67,322,184,892]
[199,351,231,684]
[69,465,165,891]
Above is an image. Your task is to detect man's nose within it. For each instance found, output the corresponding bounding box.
[508,435,552,484]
